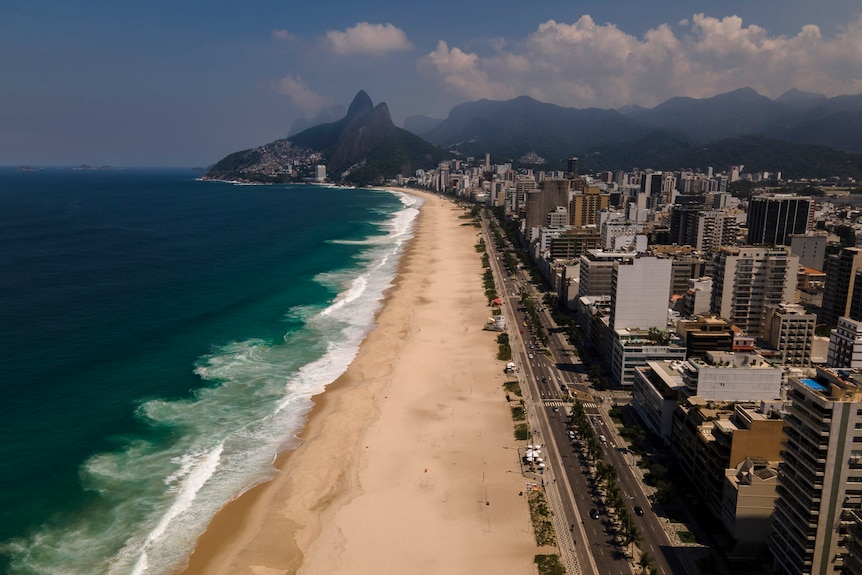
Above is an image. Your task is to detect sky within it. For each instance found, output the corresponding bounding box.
[3,0,862,167]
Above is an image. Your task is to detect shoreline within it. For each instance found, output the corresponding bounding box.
[177,189,535,574]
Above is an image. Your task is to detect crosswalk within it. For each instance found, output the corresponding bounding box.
[543,400,567,407]
[581,402,598,410]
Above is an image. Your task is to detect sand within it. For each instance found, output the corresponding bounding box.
[178,190,536,575]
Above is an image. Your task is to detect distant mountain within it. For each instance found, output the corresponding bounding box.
[575,133,862,180]
[775,88,827,104]
[206,91,448,185]
[425,88,862,176]
[403,114,443,135]
[423,95,648,163]
[620,88,785,144]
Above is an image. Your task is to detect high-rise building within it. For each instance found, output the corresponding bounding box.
[567,157,579,178]
[746,194,813,246]
[577,249,635,298]
[610,256,672,330]
[790,232,828,271]
[826,317,862,368]
[820,247,862,327]
[570,186,609,227]
[711,247,799,338]
[770,368,862,575]
[763,303,816,366]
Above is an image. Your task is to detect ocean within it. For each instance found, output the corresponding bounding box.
[0,168,420,574]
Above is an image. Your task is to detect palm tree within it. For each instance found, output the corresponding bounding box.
[638,550,653,573]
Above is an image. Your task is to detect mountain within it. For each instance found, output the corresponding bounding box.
[422,88,862,176]
[423,95,648,163]
[620,88,786,144]
[205,91,448,185]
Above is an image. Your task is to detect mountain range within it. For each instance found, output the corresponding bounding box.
[406,87,862,179]
[208,87,862,184]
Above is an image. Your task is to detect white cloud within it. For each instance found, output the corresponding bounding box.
[420,41,517,100]
[326,22,413,56]
[275,75,327,116]
[420,14,862,108]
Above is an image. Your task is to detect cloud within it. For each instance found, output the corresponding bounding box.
[275,75,327,116]
[420,14,862,108]
[326,22,413,56]
[271,29,297,42]
[420,41,517,100]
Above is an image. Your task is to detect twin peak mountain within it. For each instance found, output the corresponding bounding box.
[205,91,445,185]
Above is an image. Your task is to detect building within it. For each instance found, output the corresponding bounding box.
[790,232,828,271]
[679,351,783,402]
[826,317,862,368]
[570,186,609,227]
[610,256,672,331]
[746,194,813,246]
[763,303,816,367]
[676,315,734,357]
[672,399,784,522]
[314,164,326,182]
[821,247,862,327]
[539,227,602,261]
[770,369,862,575]
[682,278,715,317]
[610,328,687,389]
[711,247,799,338]
[722,457,779,544]
[577,249,634,298]
[632,360,685,443]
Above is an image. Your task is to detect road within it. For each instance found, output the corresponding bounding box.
[480,212,682,575]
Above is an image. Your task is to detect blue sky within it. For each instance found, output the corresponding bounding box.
[2,0,862,166]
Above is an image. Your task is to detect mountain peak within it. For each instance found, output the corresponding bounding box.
[346,90,375,123]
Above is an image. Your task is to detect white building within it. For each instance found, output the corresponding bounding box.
[610,328,687,389]
[680,351,782,402]
[631,360,685,443]
[610,256,672,331]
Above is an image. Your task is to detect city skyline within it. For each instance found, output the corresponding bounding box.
[3,0,862,166]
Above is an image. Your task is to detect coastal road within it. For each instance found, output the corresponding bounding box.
[480,212,683,575]
[480,213,632,575]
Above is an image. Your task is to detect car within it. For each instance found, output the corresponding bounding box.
[589,508,599,520]
[634,506,644,516]
[541,376,548,383]
[528,354,534,359]
[552,406,560,413]
[599,434,607,443]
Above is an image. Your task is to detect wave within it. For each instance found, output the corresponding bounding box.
[1,189,419,575]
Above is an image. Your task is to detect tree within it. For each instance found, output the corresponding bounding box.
[639,551,654,573]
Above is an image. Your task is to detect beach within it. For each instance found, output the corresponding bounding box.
[178,190,536,575]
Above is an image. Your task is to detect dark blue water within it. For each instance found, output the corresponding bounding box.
[0,168,419,574]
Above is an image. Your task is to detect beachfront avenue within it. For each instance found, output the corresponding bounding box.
[480,209,680,575]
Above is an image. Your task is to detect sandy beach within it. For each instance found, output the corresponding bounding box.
[177,190,536,575]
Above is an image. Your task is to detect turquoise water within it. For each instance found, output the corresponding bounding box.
[0,168,420,574]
